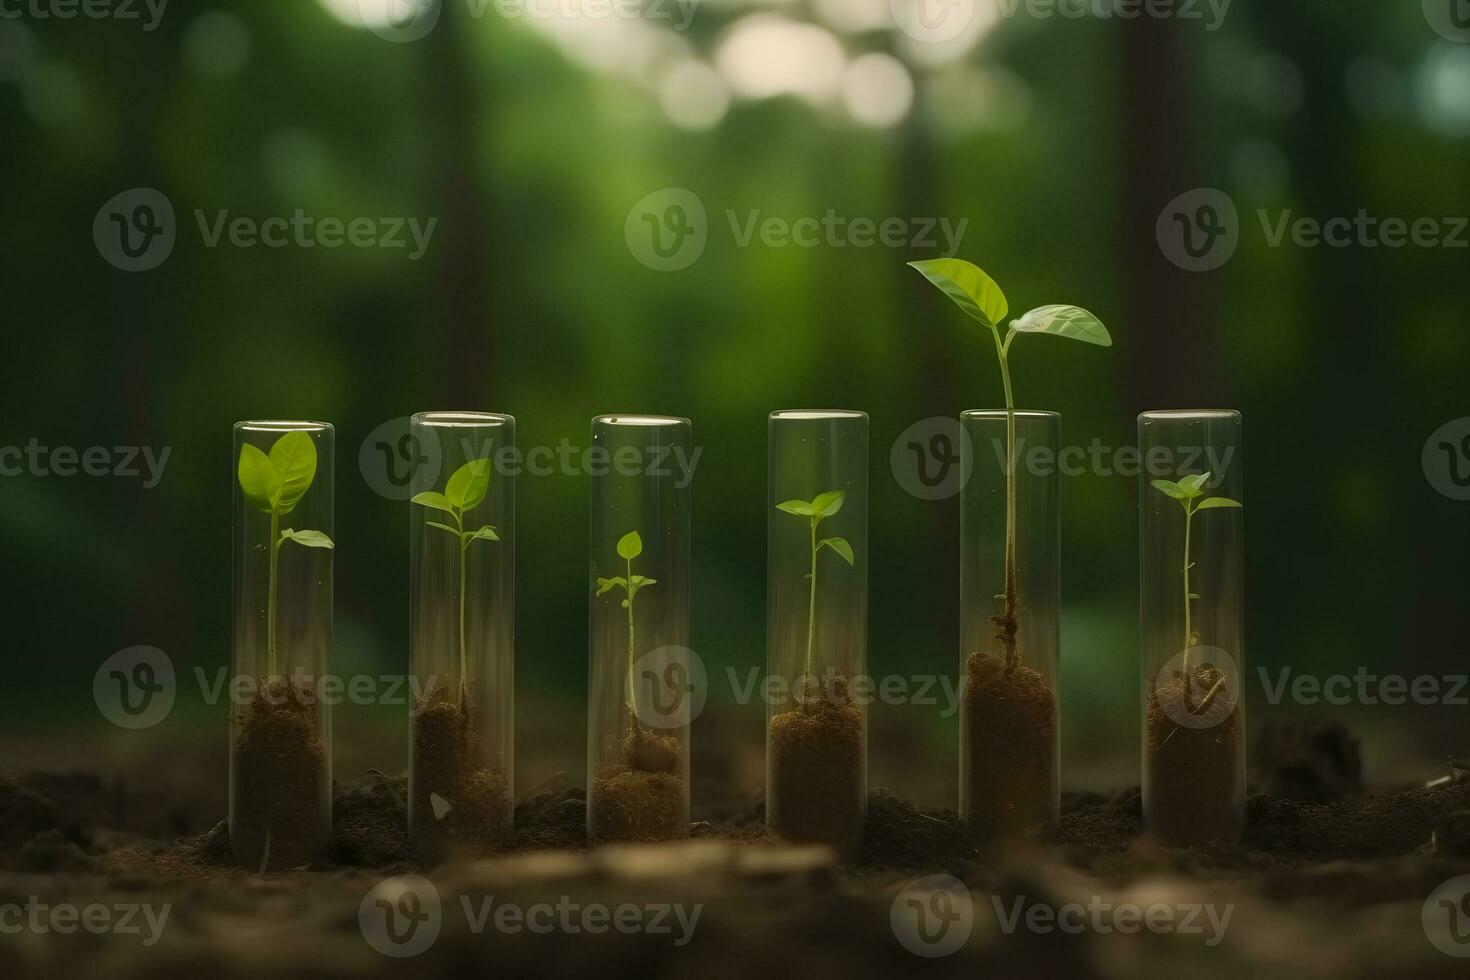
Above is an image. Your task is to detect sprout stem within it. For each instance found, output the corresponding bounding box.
[267,508,281,678]
[990,324,1020,670]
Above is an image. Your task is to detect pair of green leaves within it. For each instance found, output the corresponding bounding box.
[237,432,336,551]
[907,257,1112,347]
[1151,472,1243,513]
[411,457,500,546]
[597,530,657,605]
[776,489,856,566]
[238,431,320,516]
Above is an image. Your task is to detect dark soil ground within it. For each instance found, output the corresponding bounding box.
[3,723,1470,977]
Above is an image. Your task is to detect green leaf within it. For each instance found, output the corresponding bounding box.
[237,443,280,513]
[596,576,627,596]
[444,457,492,511]
[411,491,456,515]
[811,489,845,518]
[627,573,657,599]
[818,536,855,565]
[284,528,334,549]
[907,258,1008,328]
[1178,473,1210,496]
[776,499,815,517]
[1151,479,1187,500]
[616,530,643,560]
[269,431,318,515]
[465,524,500,543]
[1010,305,1112,347]
[426,520,460,537]
[1195,496,1243,511]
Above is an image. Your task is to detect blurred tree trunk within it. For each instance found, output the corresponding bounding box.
[429,5,494,404]
[1118,20,1224,408]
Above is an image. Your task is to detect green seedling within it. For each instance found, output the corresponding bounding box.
[776,490,856,695]
[412,458,500,703]
[908,258,1111,669]
[1151,472,1241,706]
[237,431,335,678]
[596,531,658,716]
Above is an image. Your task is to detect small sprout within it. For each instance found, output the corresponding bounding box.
[412,457,500,701]
[1151,472,1242,705]
[598,530,657,714]
[776,489,855,697]
[237,431,334,678]
[908,257,1111,668]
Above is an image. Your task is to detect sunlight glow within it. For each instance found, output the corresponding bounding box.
[716,15,846,103]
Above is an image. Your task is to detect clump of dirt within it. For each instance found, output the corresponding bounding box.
[512,776,588,850]
[855,791,971,872]
[1431,808,1470,858]
[1145,667,1241,848]
[331,770,413,869]
[1245,773,1470,860]
[411,686,511,858]
[1255,720,1362,803]
[768,673,865,854]
[230,677,328,872]
[0,776,61,857]
[589,719,687,843]
[963,650,1057,845]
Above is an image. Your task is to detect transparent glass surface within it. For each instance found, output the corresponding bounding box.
[765,410,868,854]
[959,410,1060,842]
[1139,410,1246,846]
[229,420,333,871]
[408,412,515,857]
[586,415,692,843]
